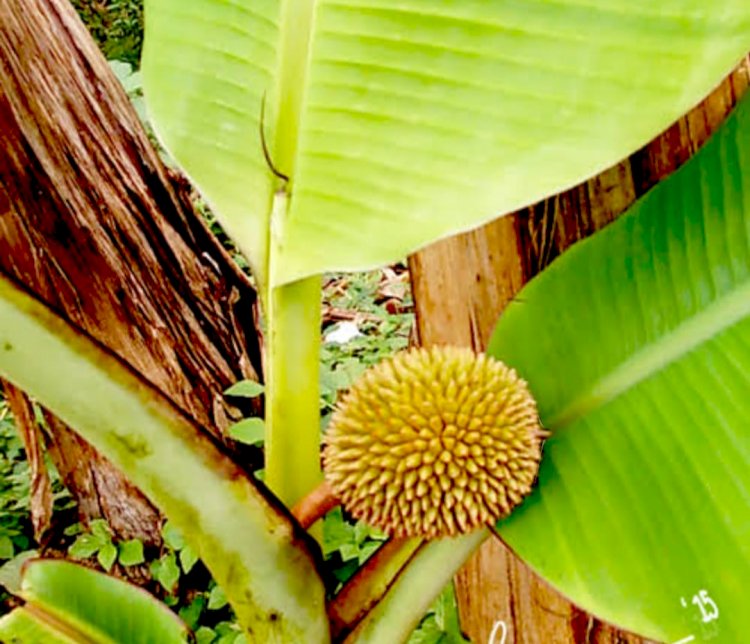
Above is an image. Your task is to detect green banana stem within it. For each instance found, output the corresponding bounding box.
[265,274,322,507]
[262,0,319,509]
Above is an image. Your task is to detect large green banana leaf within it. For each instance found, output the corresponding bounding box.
[0,560,188,643]
[0,274,328,642]
[488,90,750,643]
[142,0,750,288]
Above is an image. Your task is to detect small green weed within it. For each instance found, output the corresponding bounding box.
[408,584,470,644]
[67,519,146,572]
[322,506,388,590]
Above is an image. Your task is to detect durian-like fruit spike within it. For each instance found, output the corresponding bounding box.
[323,346,547,539]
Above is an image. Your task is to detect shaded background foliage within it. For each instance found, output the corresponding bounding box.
[70,0,143,66]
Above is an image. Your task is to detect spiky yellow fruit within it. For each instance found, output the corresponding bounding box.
[323,346,546,538]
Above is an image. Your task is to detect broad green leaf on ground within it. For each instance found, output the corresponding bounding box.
[488,92,750,643]
[143,0,750,287]
[0,559,188,643]
[0,275,327,642]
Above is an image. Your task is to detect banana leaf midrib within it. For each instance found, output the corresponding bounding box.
[548,276,750,429]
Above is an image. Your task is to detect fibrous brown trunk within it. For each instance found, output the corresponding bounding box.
[409,57,750,643]
[0,0,263,543]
